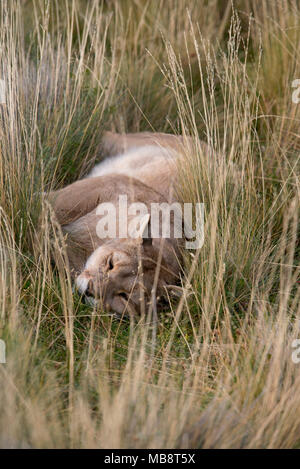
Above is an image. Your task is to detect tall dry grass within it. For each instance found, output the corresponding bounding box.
[0,0,299,448]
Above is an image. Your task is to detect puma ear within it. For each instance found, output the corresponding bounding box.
[128,213,152,246]
[137,213,152,246]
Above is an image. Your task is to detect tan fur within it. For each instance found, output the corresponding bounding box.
[101,131,191,155]
[49,132,192,316]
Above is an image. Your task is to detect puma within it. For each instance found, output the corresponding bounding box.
[49,131,196,317]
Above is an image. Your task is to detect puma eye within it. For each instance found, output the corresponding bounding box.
[107,256,114,270]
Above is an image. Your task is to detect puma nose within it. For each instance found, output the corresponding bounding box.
[76,274,94,296]
[86,279,94,297]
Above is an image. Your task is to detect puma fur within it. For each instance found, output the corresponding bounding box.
[49,131,194,316]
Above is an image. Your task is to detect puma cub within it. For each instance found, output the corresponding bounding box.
[49,131,193,316]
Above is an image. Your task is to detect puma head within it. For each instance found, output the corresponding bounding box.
[75,214,180,316]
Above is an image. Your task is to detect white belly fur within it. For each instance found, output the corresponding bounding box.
[87,145,178,182]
